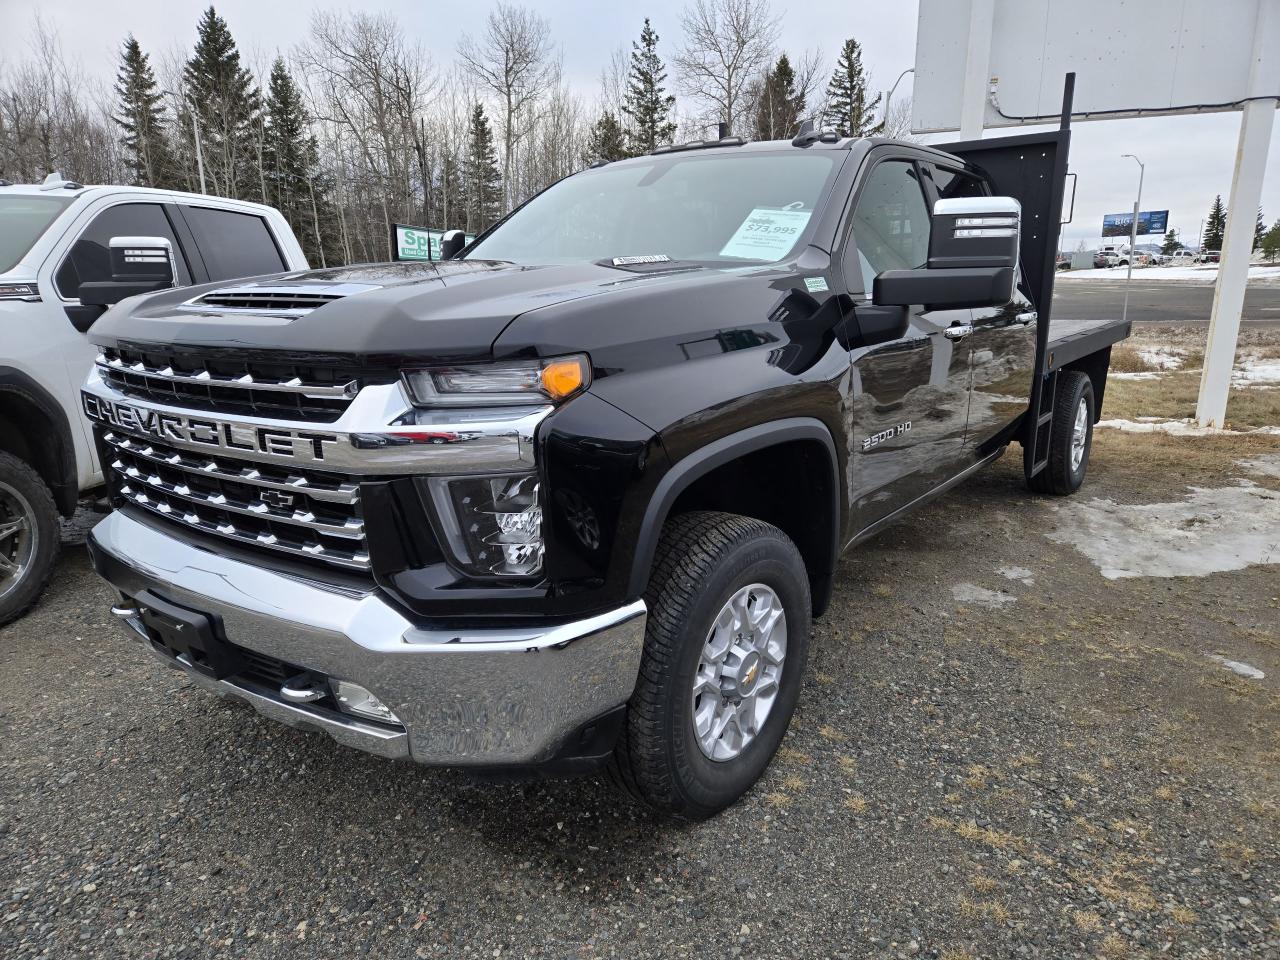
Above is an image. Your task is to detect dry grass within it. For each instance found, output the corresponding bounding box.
[927,815,1024,852]
[1098,933,1130,958]
[1072,910,1102,932]
[968,873,998,894]
[1104,369,1280,430]
[818,724,847,743]
[844,793,868,814]
[764,792,792,808]
[837,754,858,775]
[776,746,813,765]
[958,896,1010,923]
[1109,344,1161,373]
[781,774,806,792]
[1169,905,1196,924]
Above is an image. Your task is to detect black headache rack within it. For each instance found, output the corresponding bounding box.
[936,73,1126,480]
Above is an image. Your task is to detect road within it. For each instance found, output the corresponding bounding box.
[1053,279,1280,325]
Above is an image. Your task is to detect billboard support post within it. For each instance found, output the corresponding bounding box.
[958,0,994,139]
[1121,154,1144,327]
[1197,0,1278,428]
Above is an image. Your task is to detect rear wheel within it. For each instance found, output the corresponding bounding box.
[0,451,61,627]
[1027,371,1094,496]
[609,511,811,819]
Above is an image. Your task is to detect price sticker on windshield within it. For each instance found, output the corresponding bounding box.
[720,208,812,260]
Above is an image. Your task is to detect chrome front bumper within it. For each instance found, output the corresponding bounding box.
[88,510,646,766]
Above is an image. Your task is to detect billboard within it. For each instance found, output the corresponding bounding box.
[392,224,477,261]
[1101,210,1169,238]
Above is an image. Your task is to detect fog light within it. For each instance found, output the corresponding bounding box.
[331,680,401,724]
[428,473,544,577]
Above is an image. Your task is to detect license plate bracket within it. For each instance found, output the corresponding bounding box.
[135,589,243,680]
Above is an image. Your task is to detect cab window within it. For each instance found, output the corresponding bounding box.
[56,203,190,300]
[847,160,932,295]
[180,206,285,281]
[929,166,988,200]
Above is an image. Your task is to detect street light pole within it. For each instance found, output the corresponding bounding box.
[1121,153,1144,326]
[882,68,915,134]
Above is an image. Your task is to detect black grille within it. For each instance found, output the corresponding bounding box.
[97,346,362,422]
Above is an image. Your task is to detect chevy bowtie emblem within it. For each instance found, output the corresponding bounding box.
[259,490,295,509]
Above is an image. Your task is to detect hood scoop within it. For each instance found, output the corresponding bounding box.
[183,281,380,318]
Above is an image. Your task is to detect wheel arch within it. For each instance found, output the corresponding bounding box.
[629,418,841,617]
[0,368,79,516]
[1060,347,1110,422]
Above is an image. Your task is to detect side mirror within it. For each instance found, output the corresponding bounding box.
[440,229,467,260]
[873,197,1020,310]
[78,236,176,307]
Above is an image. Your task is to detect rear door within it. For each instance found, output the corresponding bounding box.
[838,153,975,531]
[925,163,1038,454]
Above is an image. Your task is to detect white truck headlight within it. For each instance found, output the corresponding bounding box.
[428,473,544,577]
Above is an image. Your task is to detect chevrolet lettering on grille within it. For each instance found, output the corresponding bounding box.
[82,393,340,464]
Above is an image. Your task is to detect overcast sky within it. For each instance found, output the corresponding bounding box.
[4,0,1277,250]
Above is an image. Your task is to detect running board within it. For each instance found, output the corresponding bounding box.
[846,447,1005,551]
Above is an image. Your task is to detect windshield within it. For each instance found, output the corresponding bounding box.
[0,195,75,273]
[466,150,841,266]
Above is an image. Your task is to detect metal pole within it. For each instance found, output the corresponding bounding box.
[1121,154,1143,327]
[192,112,207,195]
[882,68,915,133]
[1196,0,1278,428]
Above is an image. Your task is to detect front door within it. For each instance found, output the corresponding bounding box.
[840,157,974,532]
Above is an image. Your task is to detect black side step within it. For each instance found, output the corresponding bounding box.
[1027,370,1058,477]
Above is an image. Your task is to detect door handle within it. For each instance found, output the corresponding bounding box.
[943,323,973,341]
[1015,311,1038,325]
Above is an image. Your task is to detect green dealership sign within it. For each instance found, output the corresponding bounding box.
[392,223,476,261]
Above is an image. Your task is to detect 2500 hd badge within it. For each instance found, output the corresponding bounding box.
[82,394,339,463]
[862,421,911,451]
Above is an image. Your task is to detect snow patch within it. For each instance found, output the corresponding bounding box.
[1206,655,1266,680]
[1137,347,1185,371]
[1059,265,1280,284]
[1097,418,1280,437]
[1047,481,1280,579]
[998,566,1036,586]
[952,583,1016,607]
[1233,359,1280,387]
[1238,454,1280,480]
[1109,371,1164,381]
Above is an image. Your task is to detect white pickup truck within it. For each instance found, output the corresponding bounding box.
[0,174,308,624]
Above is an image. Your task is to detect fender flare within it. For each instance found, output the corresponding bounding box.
[0,367,80,515]
[627,417,840,600]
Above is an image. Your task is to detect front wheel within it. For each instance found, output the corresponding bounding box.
[609,511,811,819]
[0,451,61,626]
[1027,370,1095,496]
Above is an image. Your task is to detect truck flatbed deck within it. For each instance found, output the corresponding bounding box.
[1046,316,1132,371]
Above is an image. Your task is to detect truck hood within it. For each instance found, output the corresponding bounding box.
[87,258,721,364]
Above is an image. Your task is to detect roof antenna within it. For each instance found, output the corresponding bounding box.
[792,117,836,147]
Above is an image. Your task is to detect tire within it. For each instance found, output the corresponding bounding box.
[1027,370,1095,496]
[609,511,811,819]
[0,451,61,627]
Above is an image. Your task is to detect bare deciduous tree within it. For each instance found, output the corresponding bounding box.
[674,0,780,137]
[457,2,555,211]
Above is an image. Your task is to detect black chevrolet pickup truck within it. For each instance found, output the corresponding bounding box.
[81,105,1129,819]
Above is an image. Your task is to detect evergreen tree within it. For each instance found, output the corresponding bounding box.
[1255,207,1265,252]
[754,53,805,141]
[463,104,502,234]
[1262,219,1280,263]
[622,19,676,155]
[1203,194,1227,251]
[1160,228,1182,256]
[263,58,334,267]
[184,7,261,198]
[823,38,882,138]
[584,111,629,165]
[113,35,174,188]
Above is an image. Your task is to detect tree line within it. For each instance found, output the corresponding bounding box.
[0,1,901,268]
[1159,195,1273,259]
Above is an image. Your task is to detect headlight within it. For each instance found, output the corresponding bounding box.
[402,355,590,407]
[428,473,544,577]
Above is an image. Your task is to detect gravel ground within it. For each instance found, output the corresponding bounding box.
[2,432,1278,960]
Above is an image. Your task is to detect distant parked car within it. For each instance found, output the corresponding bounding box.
[1169,249,1197,265]
[1198,250,1221,264]
[1093,252,1109,268]
[1056,254,1071,270]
